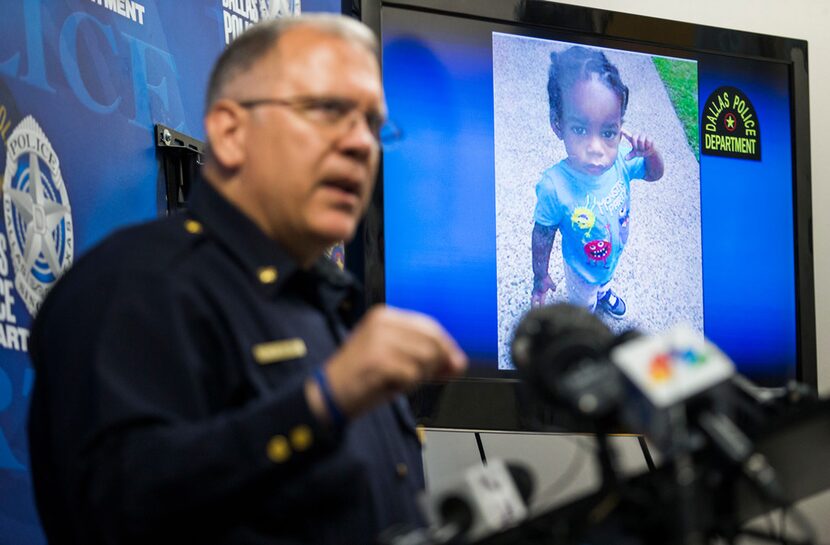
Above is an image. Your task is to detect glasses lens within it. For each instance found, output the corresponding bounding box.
[379,120,403,146]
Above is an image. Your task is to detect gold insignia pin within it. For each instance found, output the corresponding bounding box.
[290,425,313,452]
[266,435,291,463]
[184,219,203,234]
[253,338,307,365]
[257,266,278,284]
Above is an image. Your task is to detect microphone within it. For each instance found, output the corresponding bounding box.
[609,321,736,455]
[425,459,534,544]
[511,304,625,430]
[610,322,788,507]
[511,303,785,502]
[378,460,534,545]
[513,304,736,446]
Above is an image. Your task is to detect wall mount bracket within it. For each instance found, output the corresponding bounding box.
[155,124,205,214]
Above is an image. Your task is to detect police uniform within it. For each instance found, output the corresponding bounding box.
[28,179,426,545]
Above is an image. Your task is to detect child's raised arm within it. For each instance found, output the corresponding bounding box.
[622,128,664,181]
[531,222,558,307]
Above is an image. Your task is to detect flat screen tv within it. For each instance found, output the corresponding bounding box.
[351,0,816,430]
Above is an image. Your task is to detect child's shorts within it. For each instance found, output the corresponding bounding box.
[564,262,611,312]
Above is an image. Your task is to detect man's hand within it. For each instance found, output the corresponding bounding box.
[530,275,556,308]
[311,306,467,421]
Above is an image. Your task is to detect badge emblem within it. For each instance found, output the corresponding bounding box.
[265,0,302,18]
[701,86,761,161]
[3,115,73,315]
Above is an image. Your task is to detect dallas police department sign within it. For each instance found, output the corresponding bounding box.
[701,86,761,161]
[223,0,302,45]
[3,115,73,327]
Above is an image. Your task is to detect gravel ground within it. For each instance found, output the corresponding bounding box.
[493,34,703,369]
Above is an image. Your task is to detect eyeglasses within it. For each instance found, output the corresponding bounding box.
[236,95,402,145]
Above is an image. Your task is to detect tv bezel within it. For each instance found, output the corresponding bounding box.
[350,0,816,431]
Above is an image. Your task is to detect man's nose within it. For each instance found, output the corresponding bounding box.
[337,113,378,159]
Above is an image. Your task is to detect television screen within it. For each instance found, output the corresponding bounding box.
[359,0,815,428]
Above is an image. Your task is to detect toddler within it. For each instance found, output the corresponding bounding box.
[531,46,664,317]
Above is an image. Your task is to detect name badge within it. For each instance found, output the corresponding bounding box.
[252,338,307,365]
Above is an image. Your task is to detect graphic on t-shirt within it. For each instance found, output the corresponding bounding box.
[584,224,612,268]
[570,205,596,233]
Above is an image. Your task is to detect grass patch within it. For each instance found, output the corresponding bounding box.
[652,56,699,161]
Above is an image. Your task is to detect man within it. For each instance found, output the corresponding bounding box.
[27,15,467,545]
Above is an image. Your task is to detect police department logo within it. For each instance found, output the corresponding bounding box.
[701,86,761,161]
[266,0,302,18]
[223,0,301,45]
[3,116,73,315]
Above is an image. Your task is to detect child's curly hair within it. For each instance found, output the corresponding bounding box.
[548,46,629,129]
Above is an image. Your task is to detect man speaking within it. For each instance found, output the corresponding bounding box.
[27,14,467,545]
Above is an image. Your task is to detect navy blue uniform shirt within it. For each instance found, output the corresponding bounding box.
[27,179,426,545]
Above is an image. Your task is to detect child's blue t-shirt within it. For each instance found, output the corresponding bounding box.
[534,148,646,285]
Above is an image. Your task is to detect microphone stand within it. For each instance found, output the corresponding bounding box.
[595,431,619,492]
[667,405,707,545]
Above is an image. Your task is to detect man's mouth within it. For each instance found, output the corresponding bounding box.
[321,178,363,208]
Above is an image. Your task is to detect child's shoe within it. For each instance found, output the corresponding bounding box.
[597,289,626,319]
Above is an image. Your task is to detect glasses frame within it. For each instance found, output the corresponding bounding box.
[235,95,402,146]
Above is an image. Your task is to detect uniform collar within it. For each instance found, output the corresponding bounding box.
[187,176,359,301]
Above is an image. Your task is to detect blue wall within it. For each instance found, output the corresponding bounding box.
[0,1,339,542]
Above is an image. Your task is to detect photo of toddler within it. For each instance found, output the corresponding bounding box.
[493,35,702,369]
[531,46,664,317]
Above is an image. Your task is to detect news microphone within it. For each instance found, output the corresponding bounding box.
[425,459,534,544]
[610,322,736,455]
[513,304,737,446]
[512,304,625,429]
[511,303,785,503]
[611,326,787,507]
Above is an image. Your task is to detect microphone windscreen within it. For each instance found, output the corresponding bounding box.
[506,462,535,505]
[512,303,614,401]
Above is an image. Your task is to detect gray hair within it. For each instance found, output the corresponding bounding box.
[205,14,379,112]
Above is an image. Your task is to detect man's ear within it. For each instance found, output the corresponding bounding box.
[204,99,247,170]
[551,117,563,139]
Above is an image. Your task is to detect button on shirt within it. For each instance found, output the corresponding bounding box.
[27,179,426,545]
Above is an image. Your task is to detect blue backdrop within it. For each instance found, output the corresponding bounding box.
[0,1,339,542]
